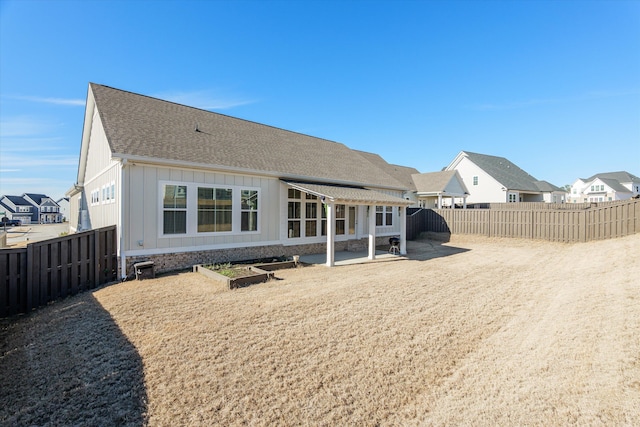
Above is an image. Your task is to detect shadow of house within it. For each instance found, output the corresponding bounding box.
[0,293,147,426]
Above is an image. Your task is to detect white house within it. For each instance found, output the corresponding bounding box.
[445,151,565,204]
[56,197,70,222]
[411,170,469,208]
[67,83,412,278]
[568,171,640,203]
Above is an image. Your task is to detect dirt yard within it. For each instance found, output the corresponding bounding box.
[1,234,639,426]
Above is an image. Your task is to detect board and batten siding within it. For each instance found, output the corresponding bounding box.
[453,157,506,204]
[79,109,121,230]
[122,163,281,255]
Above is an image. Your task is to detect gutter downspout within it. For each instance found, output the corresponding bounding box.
[119,159,127,279]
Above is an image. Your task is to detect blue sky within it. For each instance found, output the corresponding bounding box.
[1,0,639,200]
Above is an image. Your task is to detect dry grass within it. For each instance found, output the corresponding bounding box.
[2,234,639,426]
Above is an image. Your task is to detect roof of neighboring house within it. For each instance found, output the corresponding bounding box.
[89,83,408,190]
[582,171,640,184]
[356,150,420,191]
[598,178,630,193]
[411,170,468,194]
[533,180,563,192]
[457,151,557,192]
[2,195,31,206]
[23,193,49,205]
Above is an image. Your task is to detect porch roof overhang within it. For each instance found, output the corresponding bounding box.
[416,191,468,197]
[283,181,412,206]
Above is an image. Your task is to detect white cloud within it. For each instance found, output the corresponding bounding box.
[153,89,256,110]
[9,95,85,106]
[0,116,62,137]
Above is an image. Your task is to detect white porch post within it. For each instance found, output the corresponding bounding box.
[437,194,442,209]
[325,202,335,267]
[368,204,376,260]
[463,196,467,209]
[400,206,407,255]
[451,196,455,209]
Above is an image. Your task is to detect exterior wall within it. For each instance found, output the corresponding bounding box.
[122,163,281,257]
[449,157,506,203]
[80,110,121,231]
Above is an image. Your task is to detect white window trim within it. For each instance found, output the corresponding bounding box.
[158,180,261,238]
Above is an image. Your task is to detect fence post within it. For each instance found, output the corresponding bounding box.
[94,229,101,287]
[26,242,34,313]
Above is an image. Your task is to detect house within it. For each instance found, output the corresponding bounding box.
[22,193,63,223]
[568,171,640,203]
[67,83,412,278]
[411,170,469,208]
[444,151,565,204]
[0,195,34,224]
[57,197,70,222]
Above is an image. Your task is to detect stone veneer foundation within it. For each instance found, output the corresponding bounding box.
[122,236,397,278]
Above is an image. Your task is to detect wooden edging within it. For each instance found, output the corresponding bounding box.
[193,264,273,290]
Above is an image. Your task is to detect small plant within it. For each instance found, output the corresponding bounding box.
[59,231,69,237]
[204,262,239,278]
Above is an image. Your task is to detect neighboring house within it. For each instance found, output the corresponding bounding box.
[0,195,34,224]
[568,171,640,203]
[22,193,63,223]
[57,197,70,222]
[67,83,412,278]
[444,151,566,204]
[411,170,469,208]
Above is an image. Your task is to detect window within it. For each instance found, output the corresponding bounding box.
[241,190,258,231]
[508,193,517,203]
[473,176,478,186]
[600,185,604,191]
[163,185,187,234]
[198,187,232,232]
[376,206,393,227]
[110,182,116,202]
[305,202,317,237]
[335,204,345,235]
[288,192,301,238]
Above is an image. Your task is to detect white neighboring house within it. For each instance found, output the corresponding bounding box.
[444,151,566,204]
[568,171,640,203]
[411,170,469,208]
[57,197,70,222]
[66,83,413,278]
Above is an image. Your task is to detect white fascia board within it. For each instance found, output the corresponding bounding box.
[76,86,96,187]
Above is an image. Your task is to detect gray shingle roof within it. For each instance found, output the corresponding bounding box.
[412,171,457,193]
[583,171,640,183]
[284,181,411,205]
[355,151,420,191]
[463,151,554,192]
[90,84,408,190]
[599,178,630,193]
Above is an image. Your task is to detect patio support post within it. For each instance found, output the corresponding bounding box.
[400,206,407,255]
[463,197,467,209]
[437,194,443,209]
[325,202,335,267]
[368,204,376,260]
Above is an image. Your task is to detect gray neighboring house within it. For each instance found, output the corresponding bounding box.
[22,193,63,223]
[0,195,34,224]
[445,151,566,204]
[67,83,413,278]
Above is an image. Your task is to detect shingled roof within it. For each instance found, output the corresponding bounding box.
[582,171,640,184]
[461,151,559,192]
[89,83,407,190]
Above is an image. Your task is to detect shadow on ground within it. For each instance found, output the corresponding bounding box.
[402,233,471,262]
[0,292,147,426]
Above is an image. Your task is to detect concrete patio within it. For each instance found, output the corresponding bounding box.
[299,249,407,266]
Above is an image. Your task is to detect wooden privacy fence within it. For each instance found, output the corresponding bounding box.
[407,199,640,242]
[0,226,117,318]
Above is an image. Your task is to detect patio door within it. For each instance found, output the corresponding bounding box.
[348,206,356,235]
